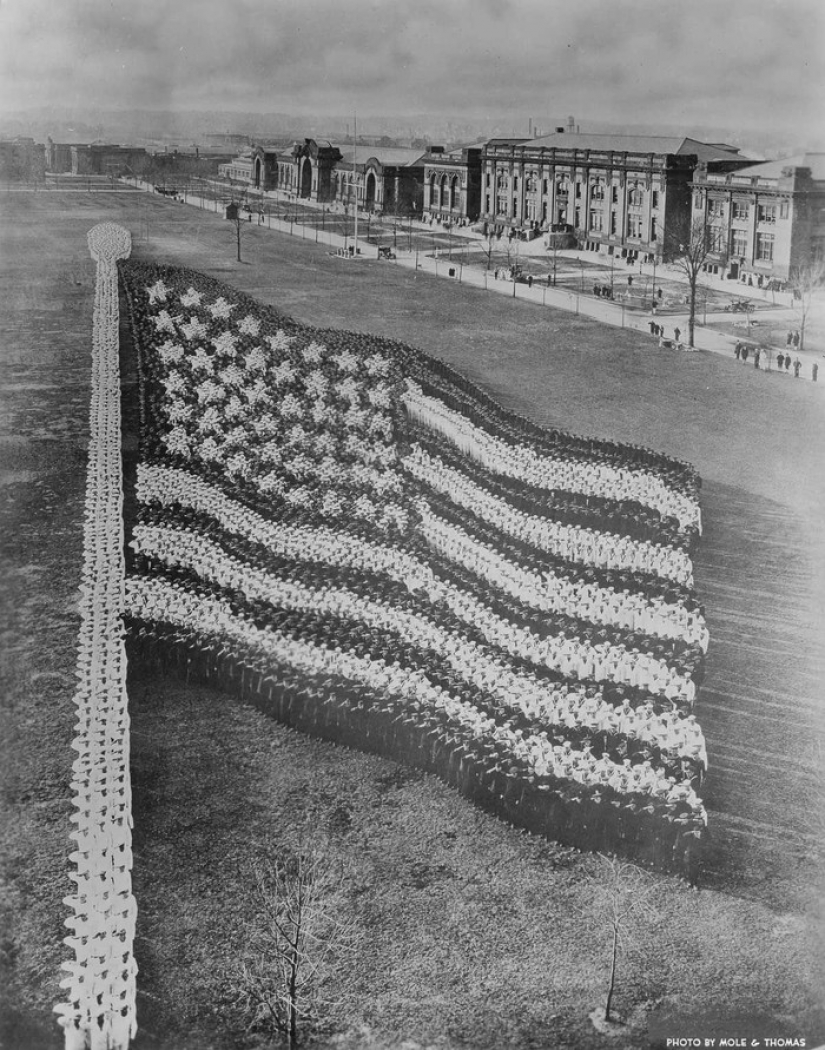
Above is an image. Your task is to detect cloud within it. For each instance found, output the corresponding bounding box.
[0,0,822,140]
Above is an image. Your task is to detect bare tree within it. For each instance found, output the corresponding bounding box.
[580,855,660,1027]
[230,844,358,1048]
[504,233,522,278]
[667,218,716,347]
[478,223,498,272]
[789,256,825,352]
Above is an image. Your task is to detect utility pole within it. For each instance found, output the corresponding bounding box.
[353,113,358,256]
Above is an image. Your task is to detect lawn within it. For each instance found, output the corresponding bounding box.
[1,189,824,1050]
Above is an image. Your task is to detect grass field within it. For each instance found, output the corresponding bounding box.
[1,190,824,1050]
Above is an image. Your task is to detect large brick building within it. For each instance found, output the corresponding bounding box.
[691,153,825,286]
[479,132,747,263]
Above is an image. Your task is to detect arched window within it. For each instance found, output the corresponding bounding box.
[429,172,438,207]
[440,173,450,209]
[628,181,644,207]
[450,174,460,210]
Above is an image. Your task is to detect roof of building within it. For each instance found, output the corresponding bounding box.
[334,145,429,167]
[492,132,744,162]
[726,152,825,182]
[421,143,483,165]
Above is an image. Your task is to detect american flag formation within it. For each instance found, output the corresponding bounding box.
[120,260,709,879]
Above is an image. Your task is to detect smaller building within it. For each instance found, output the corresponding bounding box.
[691,153,825,285]
[218,143,285,190]
[70,143,150,176]
[423,145,483,225]
[327,145,427,216]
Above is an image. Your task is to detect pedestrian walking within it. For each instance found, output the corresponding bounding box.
[741,346,749,362]
[792,331,800,349]
[754,348,761,369]
[794,357,801,378]
[813,362,819,382]
[735,342,742,360]
[674,327,681,342]
[786,330,794,347]
[785,354,791,372]
[777,351,785,370]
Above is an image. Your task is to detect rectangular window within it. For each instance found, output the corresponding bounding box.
[756,232,774,261]
[590,210,604,232]
[651,217,657,241]
[543,178,548,195]
[779,199,789,219]
[758,203,776,224]
[652,190,659,209]
[610,211,618,234]
[611,186,619,204]
[627,215,644,239]
[709,226,725,252]
[732,200,749,221]
[730,229,748,257]
[708,198,725,219]
[575,182,582,198]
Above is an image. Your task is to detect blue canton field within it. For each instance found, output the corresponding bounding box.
[1,189,824,1050]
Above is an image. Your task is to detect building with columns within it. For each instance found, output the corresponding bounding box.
[691,153,825,286]
[480,132,746,263]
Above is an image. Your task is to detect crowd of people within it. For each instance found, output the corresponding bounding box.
[404,380,701,537]
[120,258,710,876]
[123,577,707,875]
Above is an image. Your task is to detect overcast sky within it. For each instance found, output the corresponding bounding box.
[1,0,823,137]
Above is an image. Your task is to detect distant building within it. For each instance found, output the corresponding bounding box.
[204,133,251,150]
[480,132,747,262]
[423,145,483,224]
[218,143,286,189]
[150,147,236,179]
[46,137,74,172]
[69,143,150,176]
[691,153,825,286]
[0,137,45,183]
